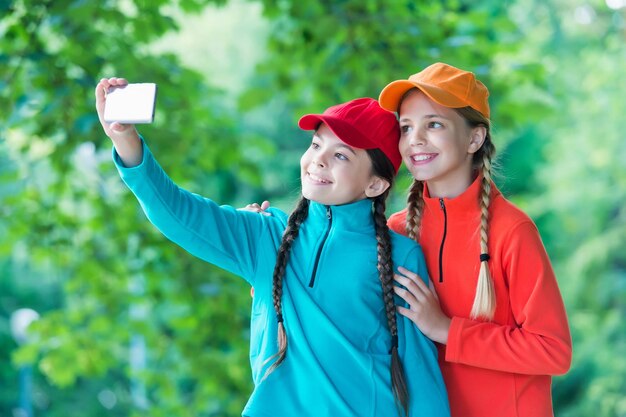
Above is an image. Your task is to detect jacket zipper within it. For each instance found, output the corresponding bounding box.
[438,198,447,283]
[308,206,333,287]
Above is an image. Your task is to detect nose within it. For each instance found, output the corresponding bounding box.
[408,128,427,146]
[311,149,330,168]
[312,158,326,168]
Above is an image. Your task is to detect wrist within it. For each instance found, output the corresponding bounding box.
[111,130,142,167]
[434,316,452,345]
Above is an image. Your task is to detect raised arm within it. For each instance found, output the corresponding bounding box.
[94,78,281,283]
[95,78,143,167]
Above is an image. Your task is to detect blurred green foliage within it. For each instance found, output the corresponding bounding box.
[1,0,624,416]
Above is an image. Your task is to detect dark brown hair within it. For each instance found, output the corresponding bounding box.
[264,147,409,415]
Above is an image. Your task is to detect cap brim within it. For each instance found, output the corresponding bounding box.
[378,80,418,112]
[298,114,323,131]
[298,114,377,150]
[379,80,470,112]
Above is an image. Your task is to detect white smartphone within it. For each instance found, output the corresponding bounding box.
[103,83,157,124]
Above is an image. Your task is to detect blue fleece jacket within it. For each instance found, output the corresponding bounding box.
[113,140,449,417]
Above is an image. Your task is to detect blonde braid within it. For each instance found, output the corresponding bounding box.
[470,139,497,320]
[405,180,424,242]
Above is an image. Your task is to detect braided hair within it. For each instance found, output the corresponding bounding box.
[264,147,409,415]
[458,106,497,320]
[404,104,497,320]
[369,148,409,416]
[261,197,310,379]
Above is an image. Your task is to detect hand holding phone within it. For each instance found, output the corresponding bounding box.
[95,78,147,167]
[103,83,157,124]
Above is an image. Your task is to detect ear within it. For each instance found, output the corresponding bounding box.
[467,125,487,154]
[365,176,391,198]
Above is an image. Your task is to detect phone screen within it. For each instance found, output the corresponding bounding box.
[103,83,157,124]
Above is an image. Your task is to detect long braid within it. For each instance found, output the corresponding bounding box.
[373,192,409,416]
[447,106,498,320]
[470,137,497,320]
[262,196,310,379]
[405,180,424,242]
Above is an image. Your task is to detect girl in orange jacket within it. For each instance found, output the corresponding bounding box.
[378,62,572,417]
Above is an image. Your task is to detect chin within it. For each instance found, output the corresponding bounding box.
[408,170,432,182]
[301,187,315,201]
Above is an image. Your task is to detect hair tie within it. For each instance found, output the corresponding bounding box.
[389,335,398,353]
[480,253,490,262]
[276,313,284,323]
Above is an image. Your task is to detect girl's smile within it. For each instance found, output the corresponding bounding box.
[399,90,485,198]
[408,152,438,165]
[300,124,384,206]
[305,172,332,185]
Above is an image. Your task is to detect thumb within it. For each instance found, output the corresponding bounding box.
[111,122,130,132]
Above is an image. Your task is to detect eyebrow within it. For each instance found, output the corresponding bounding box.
[399,114,450,123]
[313,133,358,155]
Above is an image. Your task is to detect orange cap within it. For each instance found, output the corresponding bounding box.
[378,62,490,118]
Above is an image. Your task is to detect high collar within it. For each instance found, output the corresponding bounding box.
[308,199,374,232]
[423,175,500,218]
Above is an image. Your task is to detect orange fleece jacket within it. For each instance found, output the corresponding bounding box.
[388,176,572,417]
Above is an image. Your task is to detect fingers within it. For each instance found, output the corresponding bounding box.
[395,268,449,343]
[243,203,263,211]
[397,266,425,283]
[393,284,418,308]
[110,121,134,133]
[95,77,130,133]
[396,305,412,319]
[95,79,108,116]
[95,79,106,101]
[238,202,272,216]
[395,266,429,298]
[103,77,129,91]
[95,77,129,100]
[428,279,439,300]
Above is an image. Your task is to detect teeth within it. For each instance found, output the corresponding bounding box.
[309,173,330,184]
[412,154,433,162]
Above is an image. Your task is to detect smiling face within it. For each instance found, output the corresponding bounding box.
[398,90,486,198]
[300,124,388,206]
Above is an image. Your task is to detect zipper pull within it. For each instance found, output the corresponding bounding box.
[439,198,445,210]
[326,206,332,220]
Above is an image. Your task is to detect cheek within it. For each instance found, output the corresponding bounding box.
[300,151,310,170]
[398,136,411,158]
[445,136,470,158]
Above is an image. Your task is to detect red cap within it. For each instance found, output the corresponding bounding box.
[298,98,402,172]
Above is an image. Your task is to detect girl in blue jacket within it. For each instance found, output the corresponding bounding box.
[95,77,449,417]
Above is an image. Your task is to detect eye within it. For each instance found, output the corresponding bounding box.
[400,124,412,134]
[335,152,348,161]
[427,121,443,129]
[310,141,320,150]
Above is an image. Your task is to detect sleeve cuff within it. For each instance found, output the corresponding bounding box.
[445,316,465,363]
[112,136,149,176]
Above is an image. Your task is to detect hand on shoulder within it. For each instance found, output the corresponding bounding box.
[238,200,272,216]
